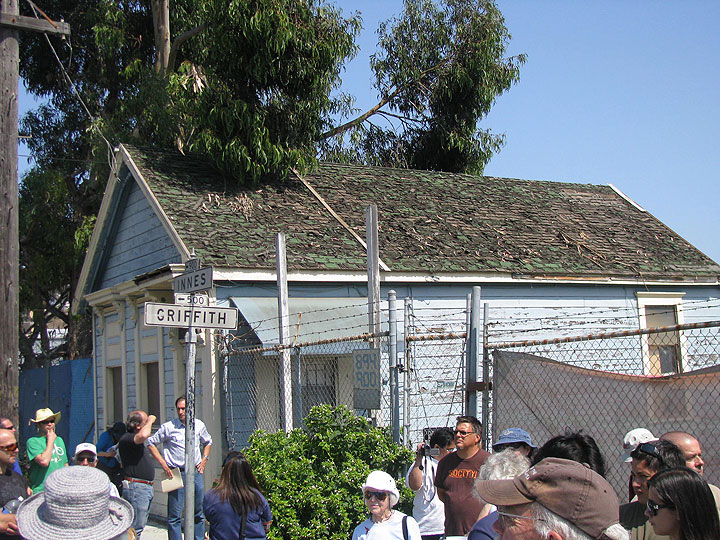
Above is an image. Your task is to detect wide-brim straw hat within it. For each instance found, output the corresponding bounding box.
[29,408,61,424]
[17,466,133,540]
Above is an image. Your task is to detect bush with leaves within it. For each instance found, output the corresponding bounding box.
[243,405,413,540]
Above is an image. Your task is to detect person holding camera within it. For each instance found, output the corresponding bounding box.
[405,428,455,540]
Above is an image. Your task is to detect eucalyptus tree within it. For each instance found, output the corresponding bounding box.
[18,0,523,364]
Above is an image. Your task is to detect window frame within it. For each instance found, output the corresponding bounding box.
[636,292,687,375]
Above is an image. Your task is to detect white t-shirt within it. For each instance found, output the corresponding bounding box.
[405,457,445,536]
[352,511,422,540]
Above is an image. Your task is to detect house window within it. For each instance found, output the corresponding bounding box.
[645,305,680,374]
[141,361,161,423]
[107,366,123,423]
[301,356,337,418]
[637,292,685,375]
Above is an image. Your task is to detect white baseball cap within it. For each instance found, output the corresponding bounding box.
[621,428,655,463]
[74,442,97,458]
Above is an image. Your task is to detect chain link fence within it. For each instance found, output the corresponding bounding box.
[488,319,720,499]
[214,297,393,451]
[403,300,470,447]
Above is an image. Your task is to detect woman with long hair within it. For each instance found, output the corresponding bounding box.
[645,467,720,540]
[203,451,272,540]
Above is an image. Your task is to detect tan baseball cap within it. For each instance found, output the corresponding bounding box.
[475,457,620,539]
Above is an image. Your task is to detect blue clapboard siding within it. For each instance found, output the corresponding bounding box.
[98,181,181,291]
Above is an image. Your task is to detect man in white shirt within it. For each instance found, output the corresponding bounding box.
[147,396,212,540]
[406,428,455,540]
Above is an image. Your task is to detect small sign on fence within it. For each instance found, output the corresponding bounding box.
[353,348,381,410]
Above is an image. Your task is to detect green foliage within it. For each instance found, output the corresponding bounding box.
[143,0,361,183]
[244,405,413,540]
[17,0,523,362]
[324,0,526,174]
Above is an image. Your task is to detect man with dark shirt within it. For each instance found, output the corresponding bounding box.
[0,429,30,539]
[119,410,156,538]
[435,415,490,536]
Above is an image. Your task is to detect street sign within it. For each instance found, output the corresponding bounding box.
[184,258,201,273]
[174,293,210,307]
[173,267,213,294]
[144,303,238,329]
[353,348,381,409]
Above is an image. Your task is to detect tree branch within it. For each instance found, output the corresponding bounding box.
[168,24,207,74]
[320,56,452,140]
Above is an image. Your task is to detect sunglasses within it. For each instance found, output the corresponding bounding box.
[637,443,663,463]
[647,499,674,517]
[454,429,475,437]
[364,490,388,501]
[39,419,55,425]
[76,455,96,463]
[0,443,18,453]
[0,424,14,430]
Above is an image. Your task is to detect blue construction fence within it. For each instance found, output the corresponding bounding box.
[19,357,95,461]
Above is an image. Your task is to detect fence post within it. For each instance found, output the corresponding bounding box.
[481,302,490,451]
[366,205,381,349]
[466,286,481,419]
[276,233,293,431]
[403,297,412,443]
[388,291,400,444]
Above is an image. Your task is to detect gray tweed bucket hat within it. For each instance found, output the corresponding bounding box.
[17,466,134,540]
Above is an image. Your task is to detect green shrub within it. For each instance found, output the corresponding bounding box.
[244,405,413,539]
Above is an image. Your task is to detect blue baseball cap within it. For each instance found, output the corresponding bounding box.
[493,428,536,450]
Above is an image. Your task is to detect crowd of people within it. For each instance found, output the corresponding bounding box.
[1,405,719,540]
[355,416,720,540]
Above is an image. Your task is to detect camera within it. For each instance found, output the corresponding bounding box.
[420,444,440,457]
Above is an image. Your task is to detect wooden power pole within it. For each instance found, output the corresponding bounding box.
[0,0,69,422]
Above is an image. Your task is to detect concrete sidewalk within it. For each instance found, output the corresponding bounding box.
[139,519,168,540]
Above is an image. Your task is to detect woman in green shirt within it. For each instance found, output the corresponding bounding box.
[26,408,67,493]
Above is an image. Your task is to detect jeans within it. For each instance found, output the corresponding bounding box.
[122,480,154,538]
[167,470,205,540]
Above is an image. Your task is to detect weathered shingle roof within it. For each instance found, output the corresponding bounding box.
[124,145,720,279]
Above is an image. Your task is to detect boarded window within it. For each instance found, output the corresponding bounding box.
[143,362,161,424]
[107,366,123,423]
[302,357,337,418]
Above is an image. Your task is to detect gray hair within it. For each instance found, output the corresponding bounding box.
[475,449,531,505]
[531,504,629,540]
[478,448,531,481]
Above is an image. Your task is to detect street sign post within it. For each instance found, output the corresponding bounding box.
[165,258,219,539]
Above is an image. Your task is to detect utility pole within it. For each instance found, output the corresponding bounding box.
[0,1,69,423]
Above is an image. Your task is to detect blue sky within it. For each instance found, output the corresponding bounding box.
[19,1,720,262]
[333,0,720,263]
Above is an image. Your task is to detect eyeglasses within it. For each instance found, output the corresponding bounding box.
[75,455,96,464]
[637,443,663,463]
[496,510,546,528]
[364,490,388,501]
[454,429,475,437]
[646,499,674,517]
[0,443,18,453]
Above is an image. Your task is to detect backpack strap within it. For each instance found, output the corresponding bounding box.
[402,514,408,540]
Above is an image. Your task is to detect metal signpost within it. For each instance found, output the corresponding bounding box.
[144,257,238,540]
